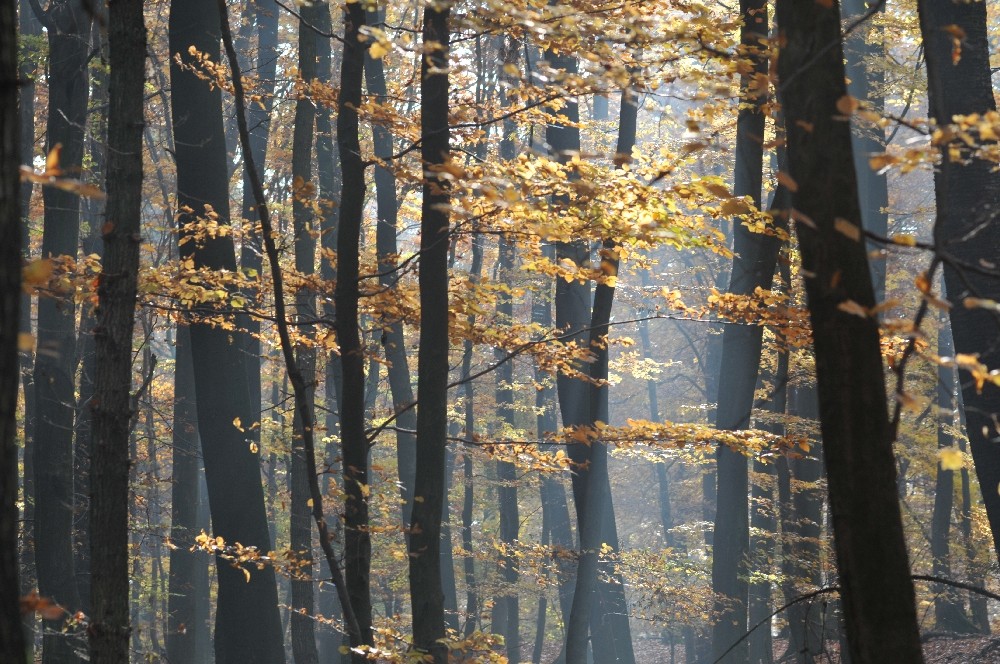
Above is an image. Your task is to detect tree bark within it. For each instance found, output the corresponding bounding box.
[917,0,1000,567]
[33,5,91,660]
[88,2,146,662]
[775,1,924,661]
[0,0,27,657]
[408,4,451,661]
[711,2,772,660]
[169,1,285,660]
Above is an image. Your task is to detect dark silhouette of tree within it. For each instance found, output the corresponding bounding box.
[0,0,26,657]
[775,0,924,661]
[918,0,1000,566]
[407,3,451,661]
[711,1,773,660]
[30,3,92,658]
[88,1,145,661]
[169,1,284,660]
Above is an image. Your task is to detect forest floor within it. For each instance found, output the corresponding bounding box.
[545,634,1000,663]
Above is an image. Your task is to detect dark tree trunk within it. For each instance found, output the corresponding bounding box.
[17,1,40,656]
[917,0,1000,568]
[0,0,27,657]
[169,1,285,661]
[931,318,973,632]
[33,5,91,660]
[88,2,146,662]
[775,1,923,661]
[289,4,323,663]
[166,325,204,663]
[334,5,374,651]
[711,2,772,660]
[408,4,450,662]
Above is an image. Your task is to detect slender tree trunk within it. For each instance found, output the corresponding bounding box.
[289,4,324,662]
[711,2,772,660]
[565,87,638,664]
[169,2,285,660]
[17,1,40,656]
[166,325,202,663]
[775,1,923,660]
[408,4,451,661]
[917,0,1000,568]
[363,7,418,530]
[0,0,27,657]
[88,3,146,662]
[334,4,374,651]
[32,5,91,660]
[931,317,972,632]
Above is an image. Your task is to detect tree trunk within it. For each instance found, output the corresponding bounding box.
[711,2,772,660]
[289,4,323,663]
[334,5,374,652]
[775,1,924,661]
[169,1,285,660]
[88,2,146,662]
[166,325,203,663]
[33,5,91,660]
[917,0,1000,568]
[408,4,451,661]
[931,317,973,632]
[0,0,27,656]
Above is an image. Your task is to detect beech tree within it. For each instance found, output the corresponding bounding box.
[775,0,923,660]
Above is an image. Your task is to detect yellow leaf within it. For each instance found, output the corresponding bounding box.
[837,299,868,317]
[22,258,54,287]
[242,567,251,583]
[834,217,860,242]
[17,333,34,352]
[249,442,259,454]
[938,446,964,471]
[836,95,859,116]
[369,41,389,60]
[306,498,314,507]
[776,171,798,192]
[890,234,916,247]
[45,144,63,175]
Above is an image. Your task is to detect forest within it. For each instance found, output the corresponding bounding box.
[2,0,1000,662]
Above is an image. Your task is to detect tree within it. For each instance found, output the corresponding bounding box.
[917,0,1000,566]
[1,0,26,657]
[169,1,284,660]
[711,1,774,660]
[88,1,146,662]
[408,3,451,661]
[31,3,91,659]
[775,0,924,661]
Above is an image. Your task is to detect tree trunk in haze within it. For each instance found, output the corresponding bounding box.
[842,0,888,299]
[169,2,285,660]
[334,4,374,651]
[289,4,323,662]
[917,0,1000,568]
[32,4,91,659]
[166,325,206,664]
[408,4,451,661]
[364,7,418,531]
[775,1,923,661]
[930,317,974,632]
[711,2,772,660]
[1,0,27,656]
[88,1,146,661]
[564,87,638,664]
